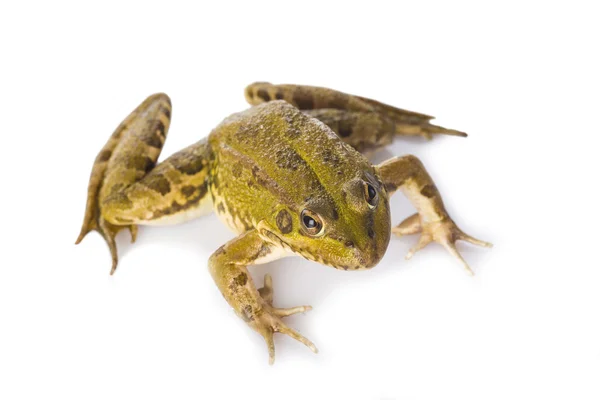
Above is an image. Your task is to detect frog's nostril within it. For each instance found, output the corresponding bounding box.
[344,240,354,248]
[367,227,375,239]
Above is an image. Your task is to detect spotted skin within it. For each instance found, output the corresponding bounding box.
[77,84,491,363]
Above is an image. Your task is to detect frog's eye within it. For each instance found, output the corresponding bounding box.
[364,182,378,208]
[301,210,323,236]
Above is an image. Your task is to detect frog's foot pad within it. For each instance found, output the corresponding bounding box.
[393,214,492,275]
[254,274,316,364]
[76,214,137,275]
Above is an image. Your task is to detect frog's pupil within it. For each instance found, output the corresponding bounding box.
[304,215,316,228]
[367,184,376,200]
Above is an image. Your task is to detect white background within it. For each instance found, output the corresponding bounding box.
[1,1,598,399]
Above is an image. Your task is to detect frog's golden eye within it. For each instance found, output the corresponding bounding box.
[364,182,378,208]
[301,210,323,236]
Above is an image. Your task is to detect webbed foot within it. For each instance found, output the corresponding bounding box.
[393,213,492,275]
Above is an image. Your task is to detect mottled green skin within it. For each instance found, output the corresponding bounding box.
[209,101,390,269]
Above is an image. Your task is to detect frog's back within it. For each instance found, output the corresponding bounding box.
[208,101,372,232]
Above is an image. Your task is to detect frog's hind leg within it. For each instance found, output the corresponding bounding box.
[101,140,213,228]
[303,109,396,154]
[244,82,466,141]
[76,93,172,274]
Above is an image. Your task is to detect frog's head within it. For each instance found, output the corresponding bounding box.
[260,172,391,270]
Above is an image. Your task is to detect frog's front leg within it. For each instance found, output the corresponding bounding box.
[377,155,492,275]
[209,229,317,364]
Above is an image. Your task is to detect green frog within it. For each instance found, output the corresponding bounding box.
[76,83,491,364]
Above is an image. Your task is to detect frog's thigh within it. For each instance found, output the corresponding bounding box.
[102,140,213,226]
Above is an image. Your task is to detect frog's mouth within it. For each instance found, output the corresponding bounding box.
[259,228,291,252]
[259,227,326,264]
[259,226,365,268]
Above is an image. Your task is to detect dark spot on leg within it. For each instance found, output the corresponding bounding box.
[98,150,112,162]
[161,107,171,119]
[144,174,171,195]
[181,185,196,197]
[293,93,314,109]
[216,202,225,214]
[155,120,166,138]
[127,155,155,173]
[233,272,248,287]
[420,184,437,198]
[275,91,284,100]
[276,209,293,234]
[176,157,206,175]
[106,191,133,210]
[257,89,270,102]
[257,243,272,258]
[142,133,163,149]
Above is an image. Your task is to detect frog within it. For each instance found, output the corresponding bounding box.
[76,82,492,364]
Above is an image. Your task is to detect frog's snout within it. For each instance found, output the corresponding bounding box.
[358,246,384,269]
[354,234,389,270]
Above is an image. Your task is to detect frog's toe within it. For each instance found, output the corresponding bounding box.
[258,274,274,305]
[97,219,121,275]
[258,274,312,317]
[392,213,422,236]
[76,213,128,275]
[128,225,138,244]
[273,305,312,317]
[252,310,318,365]
[254,274,316,364]
[401,218,492,275]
